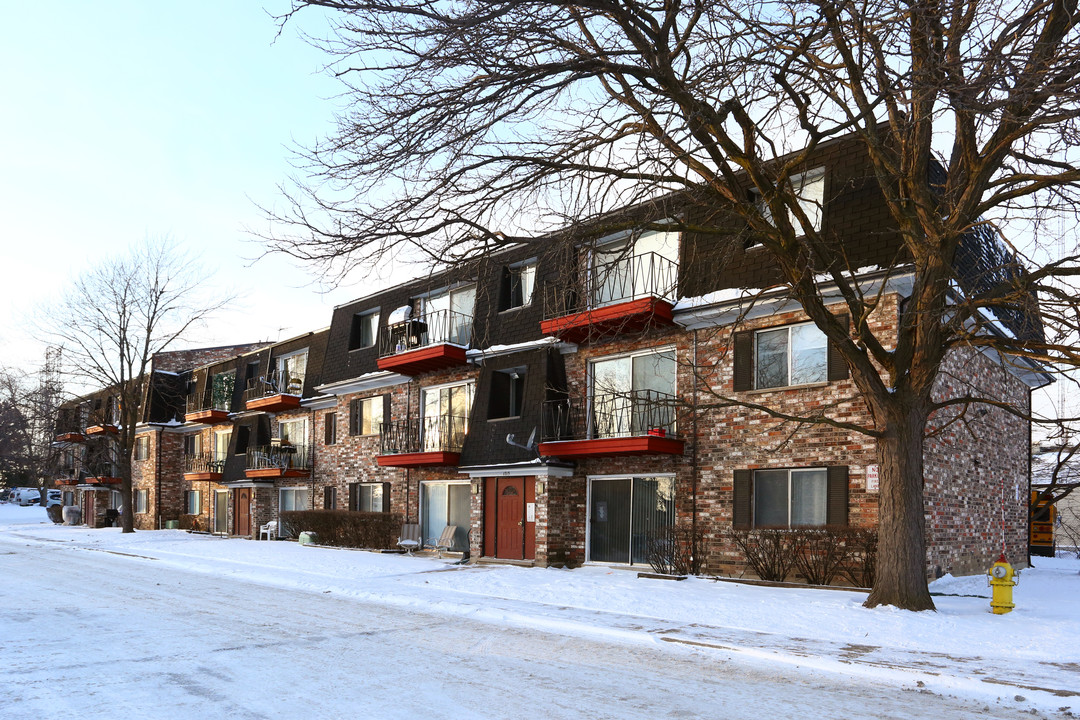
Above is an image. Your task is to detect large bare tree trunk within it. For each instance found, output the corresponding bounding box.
[866,409,935,610]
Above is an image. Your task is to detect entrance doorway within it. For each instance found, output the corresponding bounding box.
[483,477,535,561]
[588,476,675,565]
[235,488,251,537]
[214,491,228,534]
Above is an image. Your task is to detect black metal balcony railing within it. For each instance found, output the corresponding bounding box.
[541,389,680,442]
[379,416,468,455]
[245,442,312,472]
[185,452,226,475]
[242,373,305,403]
[186,389,231,415]
[544,251,678,320]
[378,308,473,357]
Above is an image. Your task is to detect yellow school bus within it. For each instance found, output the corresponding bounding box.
[1030,490,1057,557]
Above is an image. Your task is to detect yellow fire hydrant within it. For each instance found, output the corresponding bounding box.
[987,554,1018,615]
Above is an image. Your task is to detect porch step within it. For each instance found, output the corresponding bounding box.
[477,557,535,568]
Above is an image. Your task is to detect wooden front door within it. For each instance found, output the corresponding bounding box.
[235,488,251,537]
[85,492,95,528]
[496,477,525,560]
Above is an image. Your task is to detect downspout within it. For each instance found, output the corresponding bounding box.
[691,329,700,569]
[1027,387,1033,567]
[155,426,162,529]
[310,405,316,509]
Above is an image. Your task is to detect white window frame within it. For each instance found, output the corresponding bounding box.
[185,490,201,515]
[753,321,828,390]
[133,435,150,462]
[751,167,825,239]
[504,259,537,310]
[353,309,380,349]
[276,349,309,394]
[356,396,383,436]
[585,473,676,566]
[213,428,232,463]
[355,482,385,512]
[278,487,310,514]
[278,417,308,445]
[134,488,149,514]
[752,467,828,528]
[587,346,677,438]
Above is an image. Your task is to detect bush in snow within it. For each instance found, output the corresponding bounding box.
[730,526,878,586]
[278,510,403,549]
[729,529,796,582]
[646,525,704,576]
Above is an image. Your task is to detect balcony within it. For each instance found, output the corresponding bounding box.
[538,389,684,458]
[185,392,232,424]
[184,452,225,481]
[54,432,85,444]
[376,309,472,375]
[376,416,466,467]
[541,252,677,343]
[243,376,303,413]
[244,442,312,478]
[84,476,122,485]
[85,424,119,437]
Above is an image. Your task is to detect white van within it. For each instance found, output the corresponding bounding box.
[16,488,42,506]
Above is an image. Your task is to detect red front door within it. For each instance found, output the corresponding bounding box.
[496,478,525,560]
[236,488,251,537]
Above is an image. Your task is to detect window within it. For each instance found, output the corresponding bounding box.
[589,349,676,437]
[183,434,201,457]
[134,489,149,514]
[501,261,536,310]
[111,490,122,509]
[235,426,250,454]
[420,481,470,551]
[210,370,236,411]
[351,482,390,512]
[279,418,307,445]
[245,360,260,385]
[324,486,337,510]
[349,396,385,436]
[185,490,201,515]
[324,412,337,445]
[63,491,74,506]
[588,476,675,564]
[279,487,309,513]
[213,430,232,463]
[489,369,525,419]
[751,168,825,237]
[349,310,379,350]
[755,322,827,389]
[277,350,308,394]
[753,468,827,527]
[421,382,473,451]
[421,285,476,345]
[133,435,150,462]
[591,230,679,306]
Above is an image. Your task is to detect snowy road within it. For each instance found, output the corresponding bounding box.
[0,539,1050,720]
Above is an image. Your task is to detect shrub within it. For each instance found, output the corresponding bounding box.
[790,526,851,586]
[46,505,64,524]
[278,510,403,549]
[729,528,796,582]
[179,514,203,532]
[646,525,705,576]
[839,527,878,588]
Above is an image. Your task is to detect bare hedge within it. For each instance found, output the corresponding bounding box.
[279,510,403,549]
[730,526,878,587]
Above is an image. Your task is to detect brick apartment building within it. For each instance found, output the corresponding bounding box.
[51,133,1048,578]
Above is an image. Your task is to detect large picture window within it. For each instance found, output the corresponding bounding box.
[352,482,388,513]
[277,350,308,394]
[591,230,679,307]
[753,468,827,527]
[421,382,473,451]
[185,490,201,515]
[279,487,309,513]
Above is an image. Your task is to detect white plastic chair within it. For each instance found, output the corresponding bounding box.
[260,520,277,541]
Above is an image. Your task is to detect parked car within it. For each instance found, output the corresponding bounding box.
[46,490,63,508]
[15,487,42,506]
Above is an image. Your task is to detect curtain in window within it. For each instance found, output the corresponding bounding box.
[791,469,828,525]
[630,476,676,564]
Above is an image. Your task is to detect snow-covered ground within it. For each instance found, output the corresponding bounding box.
[2,503,1078,718]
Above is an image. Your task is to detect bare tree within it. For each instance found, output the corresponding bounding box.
[0,356,63,495]
[44,238,229,533]
[266,1,1080,610]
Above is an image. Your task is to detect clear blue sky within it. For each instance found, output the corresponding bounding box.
[0,1,375,372]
